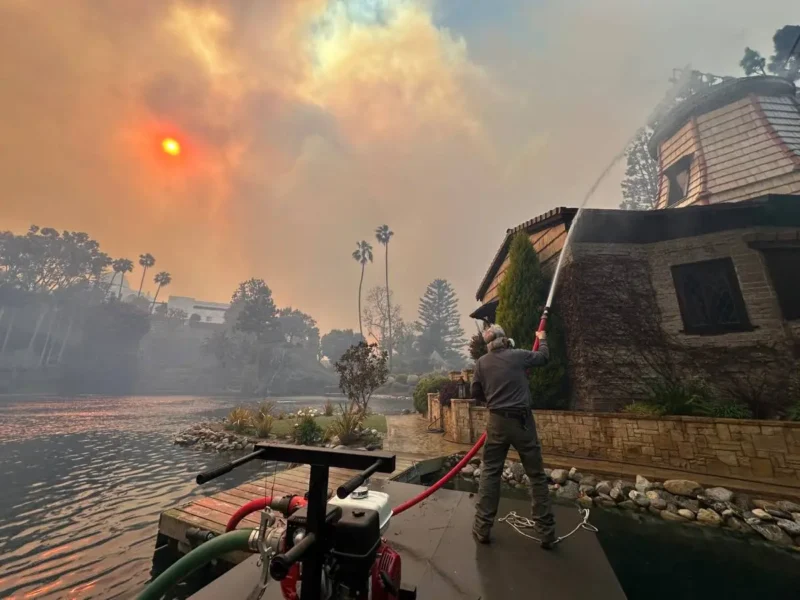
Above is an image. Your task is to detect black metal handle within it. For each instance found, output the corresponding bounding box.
[336,460,383,499]
[269,533,316,580]
[195,449,265,484]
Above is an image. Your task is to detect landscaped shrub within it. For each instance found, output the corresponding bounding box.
[412,374,450,414]
[226,406,252,433]
[621,402,666,417]
[469,333,487,361]
[693,397,753,419]
[293,410,323,445]
[395,374,408,384]
[407,374,419,385]
[323,399,335,417]
[647,377,713,416]
[327,405,365,445]
[252,413,274,437]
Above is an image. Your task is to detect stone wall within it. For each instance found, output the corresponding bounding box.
[431,397,800,489]
[558,227,799,412]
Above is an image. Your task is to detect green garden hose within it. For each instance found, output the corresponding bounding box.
[137,529,254,600]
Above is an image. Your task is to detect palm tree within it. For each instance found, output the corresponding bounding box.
[351,241,373,338]
[375,225,394,370]
[150,271,172,313]
[137,253,156,297]
[112,258,134,299]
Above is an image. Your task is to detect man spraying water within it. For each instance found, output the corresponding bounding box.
[470,324,556,548]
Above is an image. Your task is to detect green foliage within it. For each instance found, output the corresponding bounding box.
[496,233,547,351]
[622,402,666,417]
[229,278,277,339]
[394,373,408,384]
[413,374,450,414]
[495,232,568,408]
[327,404,365,445]
[468,333,487,361]
[335,342,388,413]
[647,377,714,416]
[528,313,569,409]
[416,279,466,362]
[293,413,323,446]
[693,398,753,420]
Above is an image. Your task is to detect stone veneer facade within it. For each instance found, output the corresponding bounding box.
[428,395,800,489]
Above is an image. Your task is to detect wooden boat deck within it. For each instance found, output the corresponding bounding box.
[158,454,419,556]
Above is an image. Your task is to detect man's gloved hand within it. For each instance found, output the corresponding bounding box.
[535,330,547,341]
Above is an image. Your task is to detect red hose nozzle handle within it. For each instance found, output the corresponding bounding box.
[532,307,550,351]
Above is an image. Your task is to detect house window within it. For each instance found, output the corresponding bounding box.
[665,154,693,206]
[671,258,751,334]
[762,249,800,321]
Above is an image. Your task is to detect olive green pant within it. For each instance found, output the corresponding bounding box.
[474,411,555,537]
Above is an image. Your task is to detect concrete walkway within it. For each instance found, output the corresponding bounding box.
[385,414,800,500]
[384,414,467,458]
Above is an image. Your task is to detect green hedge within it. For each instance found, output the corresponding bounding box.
[413,374,450,415]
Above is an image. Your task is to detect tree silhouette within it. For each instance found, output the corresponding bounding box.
[375,225,394,369]
[741,25,800,82]
[150,271,172,313]
[112,258,134,299]
[137,253,156,297]
[620,128,660,210]
[416,279,465,362]
[321,329,364,364]
[351,241,373,338]
[496,233,547,350]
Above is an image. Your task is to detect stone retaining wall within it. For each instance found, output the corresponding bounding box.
[427,394,800,488]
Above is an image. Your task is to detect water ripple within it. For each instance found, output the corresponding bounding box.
[0,394,410,599]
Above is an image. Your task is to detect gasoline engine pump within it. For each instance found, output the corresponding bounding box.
[195,444,416,600]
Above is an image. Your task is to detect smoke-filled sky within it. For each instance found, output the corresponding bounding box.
[0,1,796,334]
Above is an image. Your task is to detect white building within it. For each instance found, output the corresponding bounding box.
[167,296,229,324]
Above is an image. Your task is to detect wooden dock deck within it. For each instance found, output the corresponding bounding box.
[158,454,420,558]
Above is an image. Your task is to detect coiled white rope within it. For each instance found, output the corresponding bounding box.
[498,505,599,545]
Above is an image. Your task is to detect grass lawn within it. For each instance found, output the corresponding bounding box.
[270,414,388,437]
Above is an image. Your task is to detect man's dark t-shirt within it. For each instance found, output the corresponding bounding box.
[470,341,549,411]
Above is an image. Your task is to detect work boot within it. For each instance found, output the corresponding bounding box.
[539,530,557,550]
[472,525,491,544]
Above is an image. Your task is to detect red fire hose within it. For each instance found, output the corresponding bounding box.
[392,309,549,516]
[225,495,308,532]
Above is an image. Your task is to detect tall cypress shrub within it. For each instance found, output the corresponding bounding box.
[496,232,568,409]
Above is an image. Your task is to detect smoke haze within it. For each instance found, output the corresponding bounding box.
[0,0,795,333]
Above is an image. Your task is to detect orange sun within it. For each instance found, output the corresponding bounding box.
[161,137,181,156]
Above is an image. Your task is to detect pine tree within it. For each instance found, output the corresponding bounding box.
[495,233,547,350]
[620,128,659,210]
[416,279,466,361]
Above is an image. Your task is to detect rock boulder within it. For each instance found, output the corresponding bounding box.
[697,508,723,527]
[664,480,703,497]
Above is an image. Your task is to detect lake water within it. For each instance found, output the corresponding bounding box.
[0,395,412,600]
